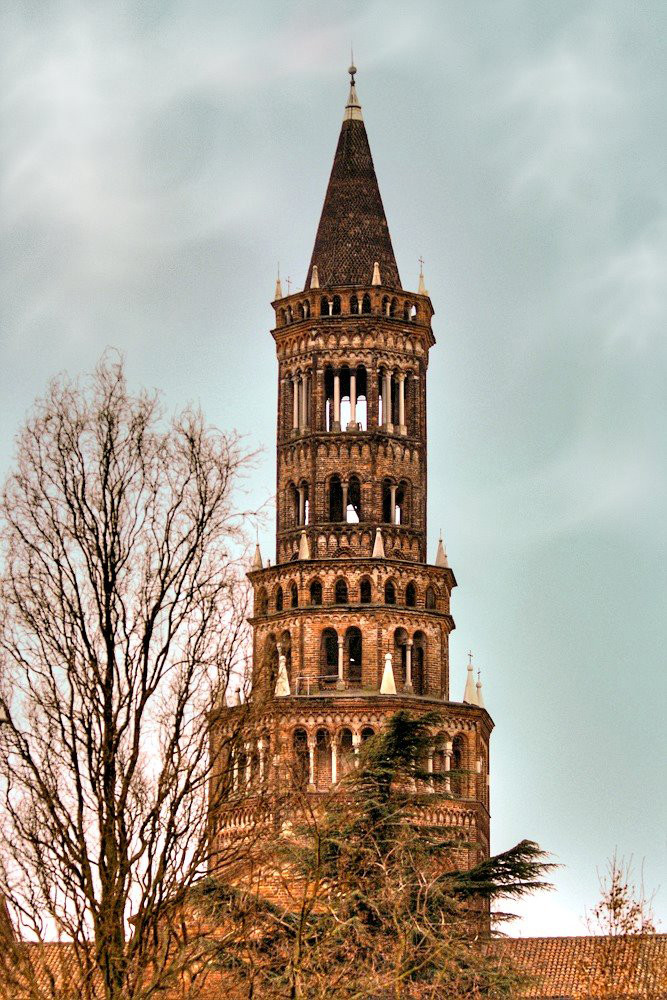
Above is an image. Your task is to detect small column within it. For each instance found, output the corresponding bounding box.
[232,753,239,794]
[444,741,452,793]
[300,371,308,430]
[348,370,357,429]
[427,754,434,793]
[383,370,393,431]
[298,485,305,526]
[337,637,345,689]
[245,742,252,787]
[333,370,341,431]
[258,738,265,784]
[404,639,413,692]
[292,375,299,433]
[308,737,316,788]
[341,480,349,522]
[352,732,361,767]
[397,373,406,435]
[331,741,338,784]
[390,483,397,524]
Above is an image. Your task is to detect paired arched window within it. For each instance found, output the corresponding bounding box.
[334,578,348,604]
[412,630,426,695]
[315,729,332,789]
[292,728,309,787]
[329,475,343,522]
[346,626,362,684]
[310,580,323,606]
[347,475,361,522]
[321,628,339,682]
[256,587,268,616]
[451,734,465,797]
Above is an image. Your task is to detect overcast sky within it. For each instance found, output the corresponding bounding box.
[1,0,665,937]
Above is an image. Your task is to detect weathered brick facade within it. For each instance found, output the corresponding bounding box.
[213,67,492,868]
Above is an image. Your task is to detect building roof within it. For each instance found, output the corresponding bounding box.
[305,69,401,291]
[498,934,667,998]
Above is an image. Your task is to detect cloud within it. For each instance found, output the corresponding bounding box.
[599,217,667,351]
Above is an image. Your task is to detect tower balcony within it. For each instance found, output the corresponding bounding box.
[272,285,433,333]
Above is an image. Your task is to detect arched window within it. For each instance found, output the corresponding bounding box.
[303,300,310,318]
[236,747,248,792]
[355,365,368,430]
[425,586,436,610]
[298,302,306,320]
[263,635,278,693]
[346,475,361,522]
[275,586,283,612]
[280,630,292,685]
[346,626,362,685]
[293,728,309,787]
[300,481,310,525]
[334,578,348,604]
[360,726,375,742]
[385,580,396,605]
[256,587,268,616]
[406,582,417,607]
[329,475,344,522]
[390,297,398,317]
[451,734,465,797]
[403,301,411,321]
[381,295,390,317]
[320,296,330,316]
[361,293,371,314]
[288,483,299,528]
[290,582,298,608]
[350,295,359,314]
[382,479,393,523]
[413,631,426,695]
[332,295,341,315]
[395,481,408,525]
[310,580,323,606]
[360,578,372,604]
[394,627,408,687]
[320,628,338,683]
[315,729,332,789]
[338,728,355,777]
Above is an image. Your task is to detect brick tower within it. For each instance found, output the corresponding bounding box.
[217,66,491,866]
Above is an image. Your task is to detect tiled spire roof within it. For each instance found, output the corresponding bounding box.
[305,67,401,290]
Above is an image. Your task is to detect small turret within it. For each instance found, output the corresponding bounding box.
[435,532,448,568]
[463,651,478,705]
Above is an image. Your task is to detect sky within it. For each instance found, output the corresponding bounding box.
[1,0,665,937]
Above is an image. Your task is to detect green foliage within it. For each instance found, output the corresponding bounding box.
[199,711,553,998]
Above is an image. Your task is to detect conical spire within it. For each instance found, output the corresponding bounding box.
[435,533,448,568]
[372,527,385,558]
[306,65,401,290]
[251,542,263,571]
[476,670,485,709]
[463,651,478,705]
[380,652,396,694]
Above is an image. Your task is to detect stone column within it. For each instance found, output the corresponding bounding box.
[352,732,361,767]
[292,375,299,432]
[337,637,345,689]
[333,370,341,430]
[444,741,452,793]
[404,639,413,692]
[258,738,265,784]
[383,370,393,431]
[232,753,239,794]
[300,372,308,430]
[398,373,406,435]
[308,737,316,788]
[245,743,252,787]
[341,480,348,523]
[331,741,338,784]
[348,370,357,429]
[390,483,397,524]
[427,753,434,793]
[298,485,305,526]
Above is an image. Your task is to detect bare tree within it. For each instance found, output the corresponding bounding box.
[574,854,666,999]
[0,357,256,1000]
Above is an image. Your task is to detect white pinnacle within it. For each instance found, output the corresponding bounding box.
[298,531,310,560]
[274,654,291,698]
[463,652,478,705]
[380,652,396,694]
[372,527,385,558]
[476,670,485,710]
[251,542,263,571]
[435,533,448,568]
[371,261,381,285]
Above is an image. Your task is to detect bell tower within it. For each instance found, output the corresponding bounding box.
[220,66,492,867]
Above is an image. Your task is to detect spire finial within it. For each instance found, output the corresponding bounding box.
[418,256,428,295]
[464,652,478,705]
[344,57,363,122]
[349,46,356,83]
[274,263,283,301]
